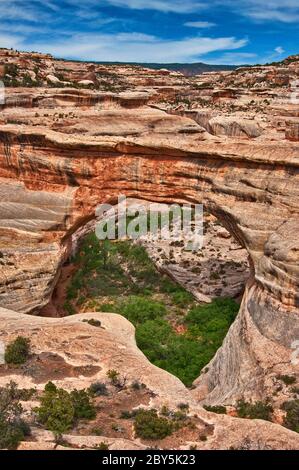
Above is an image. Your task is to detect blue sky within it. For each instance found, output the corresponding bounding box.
[0,1,298,63]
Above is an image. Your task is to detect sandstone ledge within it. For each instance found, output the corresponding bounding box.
[1,307,299,450]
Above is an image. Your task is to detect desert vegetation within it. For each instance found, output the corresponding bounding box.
[134,409,174,440]
[63,233,239,386]
[281,400,299,433]
[0,375,298,450]
[0,381,33,449]
[35,382,96,434]
[4,337,31,365]
[1,42,298,450]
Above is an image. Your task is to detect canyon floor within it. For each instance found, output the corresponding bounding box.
[0,49,298,450]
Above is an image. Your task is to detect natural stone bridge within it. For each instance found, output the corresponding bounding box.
[0,122,298,404]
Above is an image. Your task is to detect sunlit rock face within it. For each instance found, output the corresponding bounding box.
[2,306,299,450]
[0,49,298,408]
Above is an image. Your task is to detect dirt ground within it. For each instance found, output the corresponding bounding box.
[0,352,101,383]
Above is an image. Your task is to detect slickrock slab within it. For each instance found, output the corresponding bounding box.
[1,307,299,450]
[0,50,298,413]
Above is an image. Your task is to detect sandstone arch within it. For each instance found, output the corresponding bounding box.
[0,125,298,404]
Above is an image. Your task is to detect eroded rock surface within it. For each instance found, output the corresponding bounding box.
[0,50,298,425]
[1,306,299,450]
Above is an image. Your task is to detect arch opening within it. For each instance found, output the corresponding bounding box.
[40,198,250,388]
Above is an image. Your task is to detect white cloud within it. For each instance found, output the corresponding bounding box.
[0,23,51,34]
[218,0,299,23]
[0,33,24,49]
[103,0,299,22]
[184,21,216,28]
[247,9,299,23]
[0,2,38,22]
[246,0,299,8]
[115,32,157,42]
[0,0,53,22]
[209,51,257,65]
[25,33,248,63]
[105,0,206,14]
[36,1,60,12]
[274,46,285,55]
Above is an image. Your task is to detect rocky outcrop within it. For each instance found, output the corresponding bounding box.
[0,89,155,111]
[67,199,249,304]
[0,120,298,406]
[170,110,263,139]
[207,116,263,138]
[1,306,299,450]
[286,120,299,141]
[0,51,298,420]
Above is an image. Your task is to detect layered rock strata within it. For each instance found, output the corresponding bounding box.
[0,50,298,413]
[1,306,299,450]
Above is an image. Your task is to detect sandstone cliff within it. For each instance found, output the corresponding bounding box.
[0,50,298,448]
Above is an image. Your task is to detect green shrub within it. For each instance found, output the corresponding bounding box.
[135,318,213,387]
[171,290,194,307]
[70,389,96,420]
[186,298,239,346]
[120,296,166,326]
[63,301,76,315]
[22,74,41,87]
[120,410,131,419]
[0,381,35,402]
[203,404,227,414]
[236,399,273,421]
[134,409,173,440]
[187,297,238,322]
[4,64,19,77]
[5,337,30,365]
[0,382,31,449]
[277,375,296,386]
[64,233,238,388]
[107,369,120,386]
[172,410,188,422]
[94,441,109,450]
[91,427,103,436]
[281,400,299,433]
[160,277,183,294]
[89,382,108,397]
[160,405,171,416]
[35,383,96,433]
[0,416,25,450]
[35,388,74,433]
[131,380,145,391]
[120,410,137,419]
[99,303,116,312]
[177,403,189,412]
[45,382,57,394]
